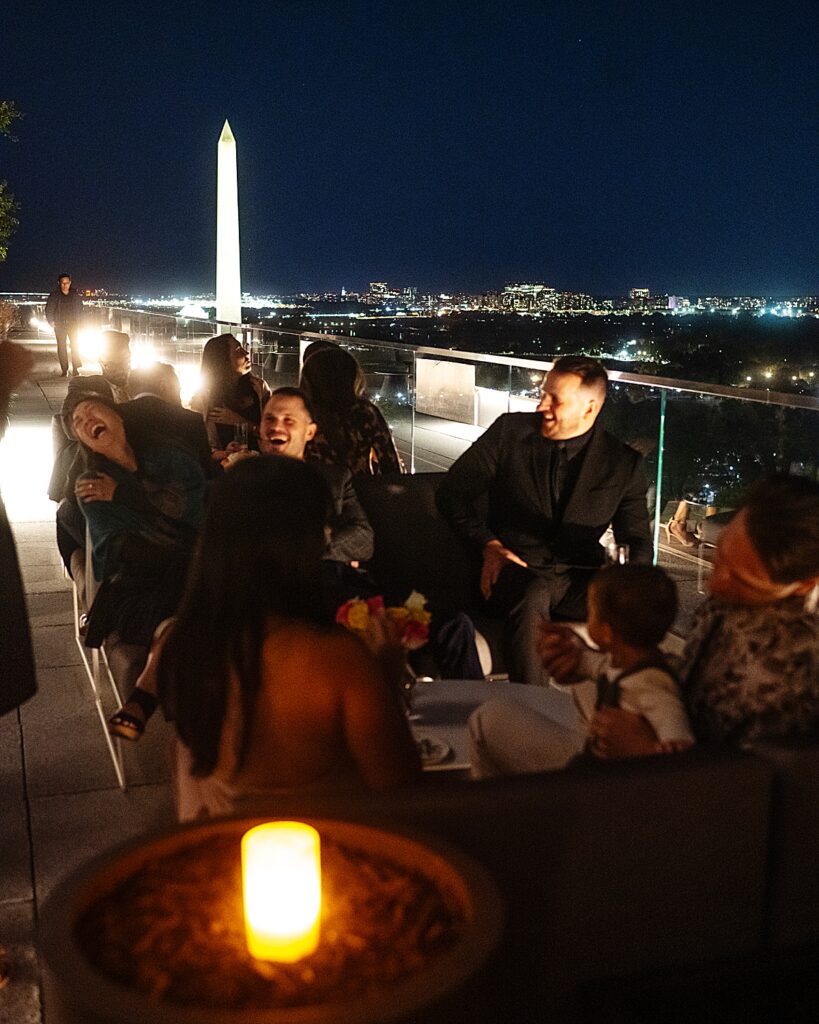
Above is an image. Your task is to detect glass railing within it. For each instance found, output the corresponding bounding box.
[73,304,819,632]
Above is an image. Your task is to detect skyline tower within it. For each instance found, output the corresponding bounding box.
[216,120,242,326]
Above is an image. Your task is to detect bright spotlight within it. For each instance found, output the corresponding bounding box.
[176,363,203,407]
[78,329,103,362]
[130,342,158,370]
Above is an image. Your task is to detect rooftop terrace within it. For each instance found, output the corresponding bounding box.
[1,322,817,1021]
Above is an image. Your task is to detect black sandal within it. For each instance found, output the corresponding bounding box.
[108,687,158,742]
[108,708,146,741]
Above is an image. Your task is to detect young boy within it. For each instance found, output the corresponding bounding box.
[469,564,693,778]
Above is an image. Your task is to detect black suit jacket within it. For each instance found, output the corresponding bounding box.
[120,396,213,479]
[436,413,651,570]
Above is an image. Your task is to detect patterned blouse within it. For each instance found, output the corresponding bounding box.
[681,594,819,744]
[306,399,404,479]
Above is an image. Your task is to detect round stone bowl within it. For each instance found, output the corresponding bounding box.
[39,816,503,1024]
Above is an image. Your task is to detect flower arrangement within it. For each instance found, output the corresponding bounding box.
[336,591,432,650]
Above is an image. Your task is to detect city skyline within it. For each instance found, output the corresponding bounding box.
[1,0,817,296]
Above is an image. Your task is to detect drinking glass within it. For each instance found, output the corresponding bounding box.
[233,423,248,449]
[605,542,630,565]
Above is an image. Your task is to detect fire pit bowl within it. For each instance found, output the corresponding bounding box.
[39,816,503,1024]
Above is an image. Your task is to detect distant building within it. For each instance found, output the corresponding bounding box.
[628,287,650,310]
[502,283,556,312]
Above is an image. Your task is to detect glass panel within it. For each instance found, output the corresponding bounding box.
[80,306,819,638]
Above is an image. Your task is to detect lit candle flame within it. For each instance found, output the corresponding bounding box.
[241,822,321,962]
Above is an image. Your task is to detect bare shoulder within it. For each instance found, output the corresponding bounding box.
[262,622,374,678]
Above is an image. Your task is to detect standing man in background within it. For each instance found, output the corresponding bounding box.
[45,273,83,377]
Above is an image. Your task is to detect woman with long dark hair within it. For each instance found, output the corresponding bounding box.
[299,346,404,477]
[154,457,419,820]
[191,333,271,453]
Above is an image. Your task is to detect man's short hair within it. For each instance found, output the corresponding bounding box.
[128,362,179,400]
[551,355,608,401]
[58,273,71,282]
[742,474,819,584]
[267,386,315,421]
[590,563,678,648]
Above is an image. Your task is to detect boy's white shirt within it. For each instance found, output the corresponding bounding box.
[567,647,694,744]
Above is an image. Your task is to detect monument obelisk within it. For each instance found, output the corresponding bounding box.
[216,120,242,326]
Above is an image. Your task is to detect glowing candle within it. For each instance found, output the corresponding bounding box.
[241,822,321,962]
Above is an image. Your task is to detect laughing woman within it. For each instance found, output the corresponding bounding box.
[67,391,206,677]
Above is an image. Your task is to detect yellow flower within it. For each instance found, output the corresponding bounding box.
[346,600,371,632]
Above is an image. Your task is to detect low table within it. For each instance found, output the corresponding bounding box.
[410,678,583,773]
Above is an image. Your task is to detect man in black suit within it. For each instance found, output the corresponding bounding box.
[437,355,651,684]
[120,363,213,479]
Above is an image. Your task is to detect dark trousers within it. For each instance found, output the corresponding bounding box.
[485,562,592,685]
[54,323,82,374]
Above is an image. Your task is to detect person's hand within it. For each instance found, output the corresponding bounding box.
[0,341,34,393]
[480,539,528,600]
[207,405,244,426]
[538,623,584,684]
[588,707,661,759]
[75,472,117,503]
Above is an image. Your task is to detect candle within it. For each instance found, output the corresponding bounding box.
[241,821,321,962]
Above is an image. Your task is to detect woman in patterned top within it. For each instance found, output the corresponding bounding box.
[542,474,819,753]
[300,346,404,478]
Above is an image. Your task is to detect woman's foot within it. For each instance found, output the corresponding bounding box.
[108,704,147,741]
[107,686,158,742]
[666,518,695,547]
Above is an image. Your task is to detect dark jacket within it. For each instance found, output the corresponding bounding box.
[45,288,83,326]
[436,413,651,570]
[315,462,374,564]
[0,496,37,716]
[120,396,213,479]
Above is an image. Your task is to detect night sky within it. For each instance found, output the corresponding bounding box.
[1,0,816,297]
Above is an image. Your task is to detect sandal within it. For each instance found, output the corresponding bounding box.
[666,518,695,548]
[108,686,158,742]
[108,707,146,742]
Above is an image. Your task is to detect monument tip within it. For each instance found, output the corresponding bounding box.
[219,120,235,144]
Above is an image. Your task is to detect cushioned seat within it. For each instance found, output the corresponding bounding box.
[354,473,507,671]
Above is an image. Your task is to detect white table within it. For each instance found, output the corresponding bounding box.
[410,678,583,773]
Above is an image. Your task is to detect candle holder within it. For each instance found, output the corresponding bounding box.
[39,817,503,1024]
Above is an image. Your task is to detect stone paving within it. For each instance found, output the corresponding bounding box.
[0,342,175,1023]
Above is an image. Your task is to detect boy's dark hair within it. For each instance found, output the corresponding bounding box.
[268,386,315,420]
[590,563,677,648]
[57,272,71,282]
[551,355,608,401]
[742,474,819,584]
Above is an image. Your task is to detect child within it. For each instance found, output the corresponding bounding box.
[469,564,693,778]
